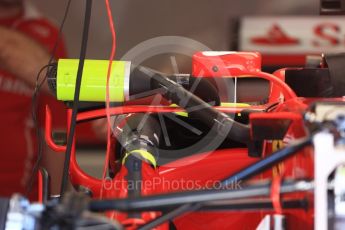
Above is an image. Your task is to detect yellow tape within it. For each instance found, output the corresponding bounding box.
[272,163,285,177]
[170,104,188,117]
[272,140,285,177]
[272,140,284,152]
[169,102,250,118]
[122,149,157,168]
[220,102,250,107]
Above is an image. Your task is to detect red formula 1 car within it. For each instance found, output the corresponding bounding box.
[43,51,345,230]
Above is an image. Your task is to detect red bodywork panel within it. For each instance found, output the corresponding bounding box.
[44,52,333,229]
[192,51,262,77]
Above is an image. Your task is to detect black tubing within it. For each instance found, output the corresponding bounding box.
[118,114,161,218]
[88,180,312,212]
[118,113,161,161]
[129,66,220,105]
[146,69,250,144]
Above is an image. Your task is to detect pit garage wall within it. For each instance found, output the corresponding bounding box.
[32,0,317,68]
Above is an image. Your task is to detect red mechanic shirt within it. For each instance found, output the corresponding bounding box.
[0,6,67,197]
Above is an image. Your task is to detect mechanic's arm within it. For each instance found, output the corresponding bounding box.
[0,26,51,93]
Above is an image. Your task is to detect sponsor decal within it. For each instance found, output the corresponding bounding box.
[240,16,345,54]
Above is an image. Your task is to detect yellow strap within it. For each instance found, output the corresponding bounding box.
[122,149,157,168]
[170,103,250,117]
[170,104,188,117]
[221,102,250,117]
[220,102,250,107]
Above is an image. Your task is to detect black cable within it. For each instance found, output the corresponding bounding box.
[26,63,55,192]
[89,195,308,212]
[59,0,93,198]
[26,0,72,195]
[136,180,312,230]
